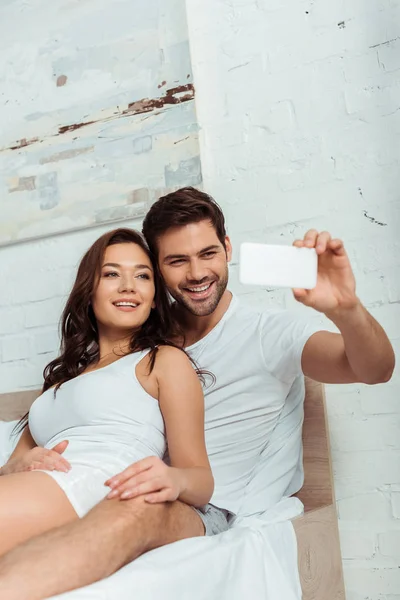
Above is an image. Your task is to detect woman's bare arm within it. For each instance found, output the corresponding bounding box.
[3,426,36,464]
[0,425,71,476]
[155,346,214,507]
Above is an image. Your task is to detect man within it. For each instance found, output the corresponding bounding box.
[0,187,394,599]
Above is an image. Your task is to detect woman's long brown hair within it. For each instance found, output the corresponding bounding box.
[14,228,192,434]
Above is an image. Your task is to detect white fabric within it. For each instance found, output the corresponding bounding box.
[47,498,303,600]
[0,425,303,600]
[0,420,20,466]
[186,294,322,514]
[27,350,166,516]
[0,294,324,599]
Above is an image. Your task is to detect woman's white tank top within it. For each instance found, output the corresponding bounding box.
[28,350,166,471]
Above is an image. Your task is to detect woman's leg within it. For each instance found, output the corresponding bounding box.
[0,495,204,600]
[0,471,78,556]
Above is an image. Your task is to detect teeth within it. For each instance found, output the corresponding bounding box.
[115,302,137,307]
[187,284,211,293]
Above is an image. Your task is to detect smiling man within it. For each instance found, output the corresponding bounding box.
[154,218,233,347]
[0,187,395,600]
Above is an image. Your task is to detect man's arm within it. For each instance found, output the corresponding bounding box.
[293,230,395,385]
[302,318,394,384]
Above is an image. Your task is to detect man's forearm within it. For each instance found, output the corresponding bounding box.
[326,301,395,384]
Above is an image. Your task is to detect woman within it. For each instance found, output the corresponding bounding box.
[0,228,213,557]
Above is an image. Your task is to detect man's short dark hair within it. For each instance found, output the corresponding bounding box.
[142,187,227,257]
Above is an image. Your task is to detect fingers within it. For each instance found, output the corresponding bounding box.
[292,288,309,302]
[31,448,71,472]
[106,470,156,498]
[294,231,338,255]
[144,490,173,503]
[52,440,69,454]
[49,441,71,472]
[28,461,50,471]
[119,478,162,500]
[28,460,57,472]
[303,229,319,247]
[29,456,71,473]
[315,231,331,253]
[47,450,71,472]
[105,456,158,489]
[328,238,345,255]
[303,230,331,253]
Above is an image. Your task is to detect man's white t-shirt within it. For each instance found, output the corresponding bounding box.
[186,294,323,516]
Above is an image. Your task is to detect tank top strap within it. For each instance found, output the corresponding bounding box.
[113,348,155,376]
[128,347,153,368]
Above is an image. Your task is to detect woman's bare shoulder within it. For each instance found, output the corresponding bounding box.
[154,345,193,375]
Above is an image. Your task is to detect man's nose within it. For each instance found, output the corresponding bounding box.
[187,260,208,282]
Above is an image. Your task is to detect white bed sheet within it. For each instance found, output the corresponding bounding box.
[0,421,303,600]
[49,499,303,600]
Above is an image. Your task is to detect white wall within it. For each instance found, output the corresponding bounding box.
[0,0,200,245]
[185,0,400,598]
[0,0,399,597]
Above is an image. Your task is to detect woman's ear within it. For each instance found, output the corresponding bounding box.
[151,301,156,309]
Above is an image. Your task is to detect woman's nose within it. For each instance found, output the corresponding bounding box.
[118,277,136,293]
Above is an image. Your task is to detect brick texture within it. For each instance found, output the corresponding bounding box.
[0,0,399,597]
[185,0,400,596]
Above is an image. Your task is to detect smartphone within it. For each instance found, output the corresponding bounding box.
[239,242,318,289]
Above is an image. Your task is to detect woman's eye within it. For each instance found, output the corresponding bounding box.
[103,272,118,278]
[137,273,150,280]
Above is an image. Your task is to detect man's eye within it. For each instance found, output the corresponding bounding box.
[170,260,184,266]
[203,252,216,258]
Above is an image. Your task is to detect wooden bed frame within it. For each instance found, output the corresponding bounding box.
[0,379,345,599]
[294,379,346,599]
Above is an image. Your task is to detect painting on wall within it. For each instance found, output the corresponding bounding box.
[0,0,201,246]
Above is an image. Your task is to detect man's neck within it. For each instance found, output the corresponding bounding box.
[176,290,233,347]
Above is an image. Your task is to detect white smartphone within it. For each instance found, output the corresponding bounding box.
[239,242,318,289]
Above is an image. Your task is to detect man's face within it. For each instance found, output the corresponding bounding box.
[157,220,232,317]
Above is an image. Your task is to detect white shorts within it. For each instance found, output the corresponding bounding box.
[38,468,233,534]
[37,465,114,517]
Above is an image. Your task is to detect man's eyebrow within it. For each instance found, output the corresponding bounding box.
[199,245,221,253]
[102,262,152,270]
[163,245,221,263]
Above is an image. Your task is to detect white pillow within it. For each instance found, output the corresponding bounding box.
[0,420,21,466]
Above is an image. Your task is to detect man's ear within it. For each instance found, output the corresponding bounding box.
[225,236,233,262]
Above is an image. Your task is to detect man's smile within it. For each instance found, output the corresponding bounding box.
[182,281,216,300]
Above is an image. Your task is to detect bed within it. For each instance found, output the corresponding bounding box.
[0,379,345,599]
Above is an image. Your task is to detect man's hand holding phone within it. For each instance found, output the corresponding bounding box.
[239,229,358,315]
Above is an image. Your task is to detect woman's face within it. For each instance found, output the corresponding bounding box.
[91,243,156,336]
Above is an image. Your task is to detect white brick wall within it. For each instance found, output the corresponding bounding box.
[0,0,399,596]
[392,491,400,519]
[185,0,400,597]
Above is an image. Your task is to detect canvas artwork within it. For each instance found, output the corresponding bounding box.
[0,0,201,246]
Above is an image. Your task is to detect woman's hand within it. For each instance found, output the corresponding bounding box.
[105,456,184,503]
[0,440,71,475]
